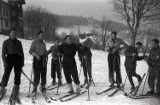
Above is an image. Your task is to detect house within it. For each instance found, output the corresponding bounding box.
[0,0,25,37]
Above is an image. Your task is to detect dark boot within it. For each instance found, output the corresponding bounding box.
[147,90,155,95]
[51,79,56,85]
[32,87,37,93]
[130,86,135,91]
[0,86,6,96]
[58,79,62,85]
[11,85,19,100]
[154,91,160,96]
[137,76,142,83]
[40,86,46,93]
[109,83,114,89]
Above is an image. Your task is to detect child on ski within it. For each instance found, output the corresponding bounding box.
[78,43,92,88]
[47,38,62,85]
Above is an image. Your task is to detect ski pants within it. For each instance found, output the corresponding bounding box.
[125,63,141,87]
[33,56,47,88]
[108,53,122,84]
[148,66,160,92]
[82,58,92,82]
[1,54,22,87]
[51,58,61,82]
[63,58,80,85]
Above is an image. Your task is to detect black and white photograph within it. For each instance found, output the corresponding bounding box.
[0,0,160,105]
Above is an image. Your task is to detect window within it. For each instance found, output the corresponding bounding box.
[6,10,9,17]
[3,8,5,17]
[5,20,8,27]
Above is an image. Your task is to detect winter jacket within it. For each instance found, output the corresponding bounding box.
[147,46,160,67]
[2,38,24,66]
[29,39,47,68]
[47,45,60,59]
[105,37,127,54]
[29,39,47,56]
[78,46,92,62]
[125,45,144,66]
[59,43,80,68]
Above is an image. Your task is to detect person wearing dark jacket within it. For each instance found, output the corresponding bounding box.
[78,43,92,86]
[59,35,80,94]
[147,39,160,96]
[105,31,127,88]
[29,31,47,93]
[0,28,24,100]
[47,38,62,85]
[125,42,145,90]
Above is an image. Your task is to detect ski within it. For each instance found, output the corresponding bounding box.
[124,86,137,97]
[51,93,75,101]
[8,95,21,105]
[46,83,66,91]
[132,73,146,96]
[41,92,51,103]
[16,97,22,104]
[108,89,119,97]
[0,89,7,101]
[46,83,58,89]
[96,87,112,95]
[32,92,37,103]
[60,91,87,102]
[128,94,155,99]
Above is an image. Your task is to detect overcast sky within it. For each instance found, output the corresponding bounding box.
[24,0,119,21]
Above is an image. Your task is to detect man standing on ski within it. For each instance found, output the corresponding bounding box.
[29,31,48,93]
[78,43,92,88]
[59,35,81,94]
[125,42,145,90]
[47,38,62,85]
[147,39,160,96]
[0,28,24,101]
[105,31,127,88]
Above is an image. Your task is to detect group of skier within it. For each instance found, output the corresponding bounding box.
[0,29,160,103]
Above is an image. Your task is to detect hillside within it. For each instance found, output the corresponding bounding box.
[58,15,128,32]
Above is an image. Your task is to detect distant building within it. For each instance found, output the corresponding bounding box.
[0,0,25,37]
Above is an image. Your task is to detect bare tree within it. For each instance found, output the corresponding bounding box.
[99,16,111,50]
[111,0,160,45]
[23,5,60,41]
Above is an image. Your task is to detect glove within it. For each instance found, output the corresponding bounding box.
[3,63,8,68]
[149,61,156,66]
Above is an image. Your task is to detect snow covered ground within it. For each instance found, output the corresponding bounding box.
[0,35,159,105]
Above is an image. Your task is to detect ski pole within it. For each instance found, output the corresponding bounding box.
[122,55,135,89]
[56,54,62,95]
[141,70,149,95]
[21,70,34,85]
[27,64,33,97]
[87,84,91,101]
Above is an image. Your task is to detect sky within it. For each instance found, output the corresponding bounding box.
[23,0,118,21]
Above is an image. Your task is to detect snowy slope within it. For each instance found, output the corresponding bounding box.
[0,35,159,105]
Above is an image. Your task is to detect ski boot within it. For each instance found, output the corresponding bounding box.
[147,90,155,95]
[9,85,20,105]
[85,79,92,89]
[67,83,74,94]
[81,79,88,88]
[40,86,46,93]
[75,84,81,94]
[0,86,7,101]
